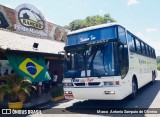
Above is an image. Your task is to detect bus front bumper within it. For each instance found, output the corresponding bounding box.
[64,86,127,100]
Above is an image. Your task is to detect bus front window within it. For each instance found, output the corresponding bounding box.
[64,50,86,78]
[87,43,116,77]
[64,43,118,78]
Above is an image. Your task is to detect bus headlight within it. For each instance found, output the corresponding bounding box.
[104,81,114,86]
[104,81,120,86]
[65,91,73,94]
[64,91,74,99]
[63,82,73,86]
[104,91,115,94]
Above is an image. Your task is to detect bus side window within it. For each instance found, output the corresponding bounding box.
[151,49,155,58]
[135,39,141,53]
[145,44,149,56]
[118,26,127,44]
[141,42,146,55]
[153,49,156,58]
[149,47,152,57]
[147,46,150,56]
[119,44,129,78]
[127,33,135,51]
[151,48,154,57]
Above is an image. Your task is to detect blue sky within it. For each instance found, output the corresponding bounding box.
[0,0,160,56]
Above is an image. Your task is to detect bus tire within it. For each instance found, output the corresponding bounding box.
[130,78,138,99]
[151,72,156,84]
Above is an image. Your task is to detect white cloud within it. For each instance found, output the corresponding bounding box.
[99,9,104,15]
[136,32,144,38]
[146,28,159,33]
[127,0,139,6]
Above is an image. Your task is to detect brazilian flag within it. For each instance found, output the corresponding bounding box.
[6,55,51,82]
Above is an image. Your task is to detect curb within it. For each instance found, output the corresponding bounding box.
[51,96,64,101]
[23,96,65,109]
[23,100,51,109]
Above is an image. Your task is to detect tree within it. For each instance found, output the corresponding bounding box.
[64,13,116,31]
[157,63,160,71]
[65,19,85,31]
[157,56,160,71]
[157,56,160,64]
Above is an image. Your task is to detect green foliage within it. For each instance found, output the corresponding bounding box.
[0,84,9,101]
[0,74,36,102]
[64,14,116,31]
[50,86,64,98]
[157,56,160,71]
[157,63,160,71]
[157,56,160,64]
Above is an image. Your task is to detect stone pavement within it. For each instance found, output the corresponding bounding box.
[23,93,52,108]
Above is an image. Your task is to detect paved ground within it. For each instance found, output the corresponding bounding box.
[29,71,160,117]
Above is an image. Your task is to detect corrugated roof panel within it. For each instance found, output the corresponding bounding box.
[0,29,65,54]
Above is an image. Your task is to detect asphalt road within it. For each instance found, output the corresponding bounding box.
[29,71,160,117]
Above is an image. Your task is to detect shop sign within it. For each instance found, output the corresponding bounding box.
[16,4,45,30]
[14,4,68,41]
[14,24,47,37]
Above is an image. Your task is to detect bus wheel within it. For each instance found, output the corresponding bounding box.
[130,79,137,99]
[151,72,156,84]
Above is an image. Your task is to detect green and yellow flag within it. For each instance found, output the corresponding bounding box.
[6,55,51,82]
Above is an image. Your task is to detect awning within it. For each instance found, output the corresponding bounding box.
[0,29,65,56]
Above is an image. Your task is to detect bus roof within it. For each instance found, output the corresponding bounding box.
[67,22,119,35]
[66,23,155,51]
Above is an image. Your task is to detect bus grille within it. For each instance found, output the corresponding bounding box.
[74,82,100,86]
[74,83,85,86]
[88,82,100,86]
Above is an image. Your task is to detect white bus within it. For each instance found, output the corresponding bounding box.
[63,23,157,100]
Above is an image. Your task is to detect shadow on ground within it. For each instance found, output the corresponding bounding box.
[65,80,160,117]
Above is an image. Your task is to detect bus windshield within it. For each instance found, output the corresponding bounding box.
[64,42,119,78]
